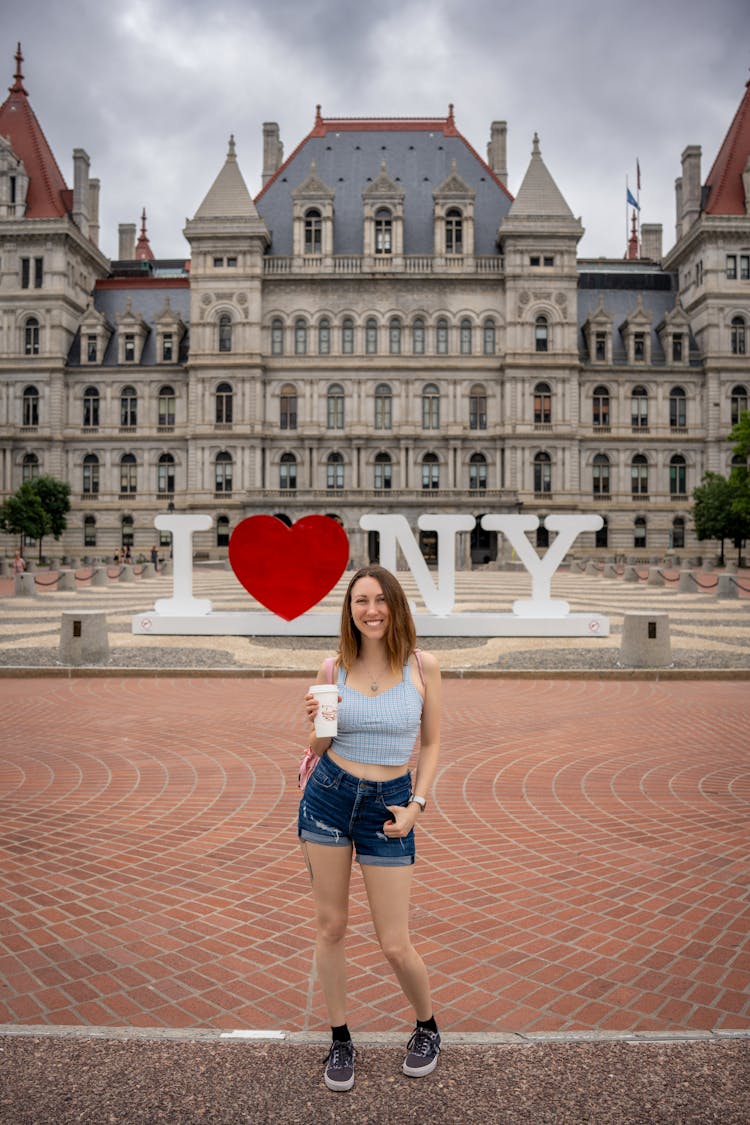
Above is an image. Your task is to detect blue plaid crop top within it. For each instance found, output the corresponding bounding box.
[330,661,424,766]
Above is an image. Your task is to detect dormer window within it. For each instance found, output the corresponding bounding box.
[292,163,335,257]
[304,208,322,255]
[124,334,135,362]
[433,163,475,257]
[621,298,652,364]
[375,208,392,254]
[162,333,173,362]
[87,335,98,362]
[445,208,463,254]
[116,301,148,364]
[633,332,645,361]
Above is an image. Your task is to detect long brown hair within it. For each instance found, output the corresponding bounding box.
[338,565,416,671]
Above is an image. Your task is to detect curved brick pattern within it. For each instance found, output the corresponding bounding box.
[1,677,748,1035]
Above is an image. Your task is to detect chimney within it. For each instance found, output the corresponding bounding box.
[680,145,702,231]
[674,177,683,242]
[487,121,508,185]
[262,122,284,185]
[72,148,90,233]
[641,223,662,262]
[118,222,137,259]
[88,178,100,247]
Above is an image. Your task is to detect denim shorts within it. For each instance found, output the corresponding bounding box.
[298,754,415,867]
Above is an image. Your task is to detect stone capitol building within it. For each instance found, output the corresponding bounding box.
[1,45,749,566]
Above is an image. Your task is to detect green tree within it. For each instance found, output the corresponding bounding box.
[692,472,734,565]
[0,475,71,563]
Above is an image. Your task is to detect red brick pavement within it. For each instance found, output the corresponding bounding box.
[1,676,749,1036]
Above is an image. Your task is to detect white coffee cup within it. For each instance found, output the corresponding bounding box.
[309,684,339,738]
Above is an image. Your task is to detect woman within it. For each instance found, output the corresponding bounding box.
[299,564,441,1092]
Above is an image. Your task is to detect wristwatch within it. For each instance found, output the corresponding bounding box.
[409,794,427,812]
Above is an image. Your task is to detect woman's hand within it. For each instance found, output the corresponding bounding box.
[383,803,419,837]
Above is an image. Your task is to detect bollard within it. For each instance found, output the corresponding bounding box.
[140,562,156,578]
[623,566,639,582]
[91,566,108,587]
[59,611,109,665]
[585,561,599,577]
[603,564,618,578]
[160,559,173,576]
[119,564,135,583]
[647,566,665,587]
[716,574,738,599]
[677,570,697,594]
[619,612,672,667]
[14,573,36,596]
[57,570,76,591]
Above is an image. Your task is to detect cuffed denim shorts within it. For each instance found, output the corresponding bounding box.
[298,753,415,867]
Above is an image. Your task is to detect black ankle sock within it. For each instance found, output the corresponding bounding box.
[417,1015,438,1034]
[331,1023,351,1043]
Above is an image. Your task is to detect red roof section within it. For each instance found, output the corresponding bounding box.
[704,79,750,216]
[134,207,155,261]
[0,44,71,219]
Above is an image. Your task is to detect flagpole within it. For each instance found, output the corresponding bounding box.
[636,158,641,254]
[625,174,629,256]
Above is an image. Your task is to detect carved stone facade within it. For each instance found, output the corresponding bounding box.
[1,50,749,564]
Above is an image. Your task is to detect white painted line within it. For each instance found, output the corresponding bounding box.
[219,1030,286,1040]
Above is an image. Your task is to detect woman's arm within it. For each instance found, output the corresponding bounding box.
[305,658,336,757]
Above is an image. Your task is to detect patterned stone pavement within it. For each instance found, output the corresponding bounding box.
[1,674,749,1039]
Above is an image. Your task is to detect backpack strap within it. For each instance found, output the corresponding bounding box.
[413,648,425,690]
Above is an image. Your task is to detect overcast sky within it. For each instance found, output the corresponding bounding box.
[6,0,750,262]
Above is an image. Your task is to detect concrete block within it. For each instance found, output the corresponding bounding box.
[57,570,76,591]
[59,611,109,665]
[603,564,618,578]
[585,561,599,576]
[647,566,665,587]
[119,564,135,582]
[14,573,36,596]
[716,574,738,599]
[160,559,173,576]
[677,570,697,593]
[620,612,672,667]
[91,566,108,587]
[140,562,156,578]
[623,566,639,582]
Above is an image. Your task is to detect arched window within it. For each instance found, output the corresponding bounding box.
[327,451,344,490]
[534,381,552,425]
[469,384,487,431]
[217,516,230,548]
[412,318,425,354]
[374,383,392,430]
[121,514,134,548]
[375,208,392,254]
[445,208,463,254]
[422,383,440,430]
[271,317,284,355]
[157,452,175,495]
[631,453,649,496]
[469,452,487,491]
[22,452,39,482]
[341,317,354,355]
[422,452,440,490]
[365,317,378,355]
[669,454,687,496]
[533,451,551,494]
[22,385,39,427]
[280,384,297,430]
[24,316,40,356]
[436,317,449,354]
[731,384,748,426]
[158,385,175,428]
[460,318,472,355]
[592,453,610,497]
[534,315,548,353]
[218,313,232,353]
[295,318,307,355]
[327,383,345,429]
[84,515,96,548]
[120,385,137,427]
[634,516,647,549]
[670,516,685,550]
[280,452,297,490]
[669,386,686,429]
[631,385,649,429]
[215,382,233,425]
[593,385,610,427]
[120,453,137,496]
[82,453,99,495]
[483,318,496,356]
[389,317,401,355]
[318,317,331,355]
[83,386,100,428]
[214,451,233,495]
[304,208,322,254]
[731,315,746,356]
[374,452,392,490]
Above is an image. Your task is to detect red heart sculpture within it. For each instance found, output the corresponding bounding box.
[229,515,350,621]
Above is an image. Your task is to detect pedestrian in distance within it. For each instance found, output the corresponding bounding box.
[12,551,26,575]
[300,563,442,1092]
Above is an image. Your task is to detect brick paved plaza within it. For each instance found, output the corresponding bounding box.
[1,673,748,1037]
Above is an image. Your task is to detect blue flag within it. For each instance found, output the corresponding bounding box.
[627,188,640,210]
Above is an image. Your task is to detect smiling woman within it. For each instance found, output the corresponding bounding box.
[299,563,442,1092]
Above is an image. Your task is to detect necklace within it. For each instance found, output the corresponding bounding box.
[362,660,389,693]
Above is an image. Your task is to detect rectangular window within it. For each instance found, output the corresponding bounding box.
[529,255,540,267]
[672,334,683,362]
[595,333,607,361]
[213,257,224,267]
[543,256,554,267]
[469,395,487,430]
[742,255,750,281]
[162,334,173,362]
[226,256,238,268]
[87,335,98,362]
[633,333,645,361]
[726,255,737,279]
[21,257,30,289]
[34,258,43,288]
[124,334,135,362]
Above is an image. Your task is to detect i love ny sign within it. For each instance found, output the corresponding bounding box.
[131,512,610,638]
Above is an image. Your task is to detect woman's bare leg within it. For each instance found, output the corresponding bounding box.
[360,864,432,1021]
[301,841,353,1027]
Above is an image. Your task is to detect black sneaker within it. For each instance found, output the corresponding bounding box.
[402,1027,441,1077]
[324,1038,355,1091]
